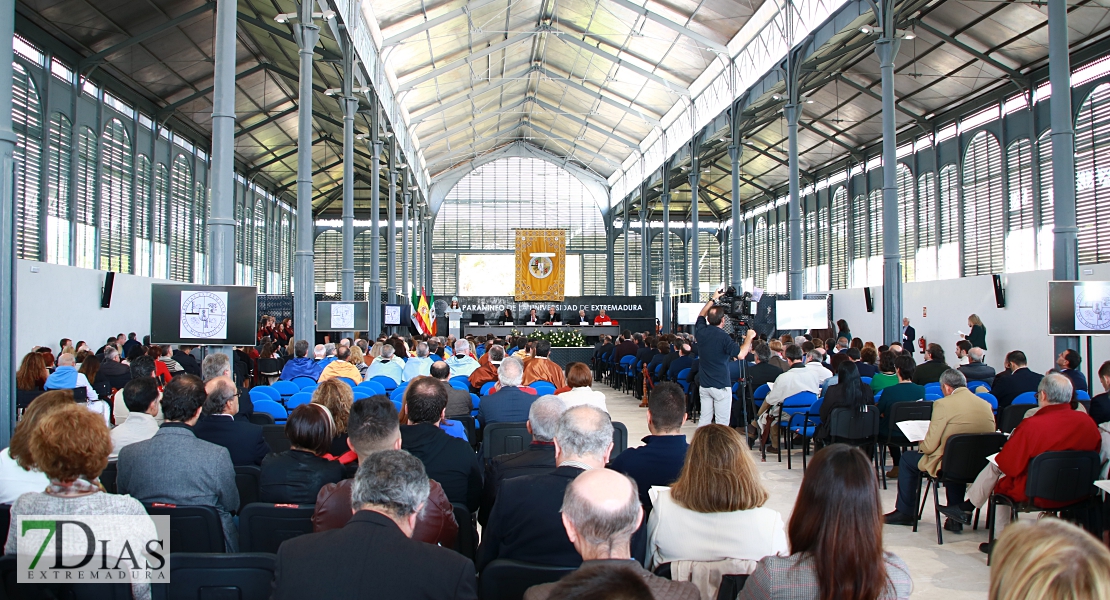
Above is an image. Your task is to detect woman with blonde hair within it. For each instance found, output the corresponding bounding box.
[366,341,384,364]
[0,390,76,503]
[989,518,1110,600]
[312,378,354,456]
[965,314,987,350]
[647,424,788,570]
[349,345,369,380]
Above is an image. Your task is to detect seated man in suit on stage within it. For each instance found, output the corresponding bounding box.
[523,340,567,388]
[273,451,477,600]
[479,357,538,426]
[193,376,270,466]
[575,309,590,326]
[477,405,614,571]
[544,307,562,325]
[593,309,617,325]
[479,394,565,526]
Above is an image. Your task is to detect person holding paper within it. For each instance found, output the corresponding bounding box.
[876,355,926,478]
[938,373,1101,554]
[884,369,996,531]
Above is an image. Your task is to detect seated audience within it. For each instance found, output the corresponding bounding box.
[201,352,253,418]
[113,356,163,425]
[173,345,201,376]
[158,344,184,375]
[1091,360,1110,424]
[319,346,363,383]
[647,425,787,574]
[147,346,174,382]
[884,369,995,533]
[110,377,162,459]
[98,347,134,389]
[312,397,457,546]
[260,404,345,504]
[478,405,614,571]
[665,342,694,383]
[754,344,819,448]
[523,340,567,387]
[989,518,1110,600]
[524,469,699,600]
[45,352,97,401]
[3,405,158,600]
[816,360,875,442]
[739,444,912,600]
[1054,348,1088,396]
[857,346,879,378]
[939,374,1101,554]
[117,374,240,551]
[955,340,973,366]
[280,340,318,381]
[912,344,950,385]
[469,344,504,389]
[400,377,482,512]
[349,345,369,381]
[557,362,607,412]
[446,339,480,378]
[272,451,477,600]
[647,342,670,381]
[16,351,48,392]
[870,350,900,393]
[431,360,473,417]
[479,395,565,526]
[959,347,997,388]
[876,355,926,478]
[80,354,103,397]
[193,376,269,466]
[402,341,434,382]
[609,382,688,511]
[747,342,783,394]
[0,390,73,503]
[479,357,538,425]
[312,379,354,457]
[992,351,1043,411]
[366,344,404,383]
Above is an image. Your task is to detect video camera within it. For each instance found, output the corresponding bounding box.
[718,286,754,320]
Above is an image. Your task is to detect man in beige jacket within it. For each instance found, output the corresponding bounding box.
[884,369,996,532]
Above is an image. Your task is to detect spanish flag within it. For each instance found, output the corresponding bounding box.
[411,287,436,335]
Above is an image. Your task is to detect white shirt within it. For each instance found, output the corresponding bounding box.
[763,365,821,407]
[110,412,160,459]
[804,361,832,386]
[557,387,608,412]
[0,447,48,504]
[646,486,788,569]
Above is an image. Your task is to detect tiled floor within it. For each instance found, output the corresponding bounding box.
[600,382,990,600]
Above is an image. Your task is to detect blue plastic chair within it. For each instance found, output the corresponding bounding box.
[390,398,403,412]
[450,381,469,392]
[300,384,318,394]
[924,382,942,395]
[287,392,313,409]
[248,389,273,406]
[925,393,942,401]
[270,381,299,398]
[252,386,281,402]
[753,384,770,409]
[337,377,357,388]
[874,389,883,401]
[968,380,992,392]
[531,381,557,396]
[1077,389,1091,401]
[470,393,480,411]
[860,376,872,386]
[675,369,691,394]
[253,399,288,422]
[618,356,637,391]
[976,392,998,413]
[440,419,468,441]
[291,376,317,389]
[777,391,818,466]
[450,376,471,390]
[370,376,398,392]
[390,387,407,404]
[1012,391,1038,405]
[353,390,370,400]
[480,381,496,396]
[791,395,825,470]
[358,381,385,396]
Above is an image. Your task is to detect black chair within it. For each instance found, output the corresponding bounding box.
[998,404,1028,434]
[99,461,118,494]
[154,552,276,600]
[0,554,132,600]
[262,424,291,453]
[482,423,532,463]
[143,503,226,553]
[15,388,44,411]
[653,563,748,599]
[257,358,284,383]
[0,504,10,543]
[913,433,1006,545]
[879,402,933,489]
[248,411,276,426]
[987,450,1101,562]
[611,421,628,458]
[479,559,576,600]
[827,406,880,476]
[449,414,480,451]
[235,465,262,513]
[238,502,315,553]
[453,504,478,561]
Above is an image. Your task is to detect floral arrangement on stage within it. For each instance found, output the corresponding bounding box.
[511,328,587,347]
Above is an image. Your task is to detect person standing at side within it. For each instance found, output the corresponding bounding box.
[963,314,987,351]
[694,290,757,427]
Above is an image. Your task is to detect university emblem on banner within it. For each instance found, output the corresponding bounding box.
[515,229,566,301]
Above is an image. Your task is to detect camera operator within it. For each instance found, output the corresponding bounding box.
[694,289,757,426]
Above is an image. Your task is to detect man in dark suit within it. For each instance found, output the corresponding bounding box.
[992,350,1044,411]
[477,404,614,572]
[665,343,694,382]
[612,332,638,363]
[172,345,201,376]
[193,376,269,466]
[201,352,253,418]
[1055,348,1089,395]
[478,395,564,526]
[543,307,561,325]
[912,344,950,386]
[96,347,133,390]
[400,376,483,512]
[272,450,477,600]
[478,357,538,426]
[958,348,997,387]
[608,383,689,511]
[902,318,917,353]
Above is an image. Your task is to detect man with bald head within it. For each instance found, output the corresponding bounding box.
[958,347,997,388]
[523,469,699,600]
[193,376,270,466]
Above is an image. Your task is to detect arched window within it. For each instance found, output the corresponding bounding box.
[830,188,848,290]
[867,189,882,286]
[353,229,376,296]
[916,172,937,281]
[615,231,642,295]
[194,181,207,283]
[754,217,768,289]
[280,207,293,294]
[1074,83,1110,265]
[851,195,867,288]
[235,185,248,284]
[962,131,1004,276]
[691,231,722,300]
[897,164,915,282]
[153,163,169,279]
[1037,131,1053,271]
[169,155,194,282]
[804,204,818,292]
[99,119,132,273]
[314,229,342,293]
[938,165,959,279]
[253,196,267,290]
[75,126,97,269]
[1006,139,1035,273]
[46,113,72,265]
[817,202,829,291]
[650,232,685,297]
[13,63,42,261]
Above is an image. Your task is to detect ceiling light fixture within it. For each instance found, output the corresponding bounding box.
[860,26,873,34]
[274,12,297,23]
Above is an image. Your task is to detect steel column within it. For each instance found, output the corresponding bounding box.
[1049,0,1079,354]
[206,0,237,364]
[387,153,398,315]
[877,25,903,346]
[689,162,701,301]
[340,40,356,340]
[293,4,320,344]
[402,175,410,303]
[605,216,615,295]
[729,143,742,291]
[640,198,649,296]
[785,102,803,300]
[0,0,17,443]
[622,197,630,295]
[661,190,672,333]
[368,137,383,337]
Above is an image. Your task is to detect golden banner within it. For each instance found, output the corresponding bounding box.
[515,229,566,301]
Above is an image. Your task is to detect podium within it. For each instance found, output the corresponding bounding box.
[446,308,463,339]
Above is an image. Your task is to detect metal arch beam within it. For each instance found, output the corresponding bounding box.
[420,97,530,147]
[538,68,662,127]
[381,0,505,47]
[523,122,622,169]
[236,106,299,138]
[396,29,539,92]
[910,19,1023,80]
[82,2,216,65]
[237,13,341,61]
[798,120,857,152]
[835,75,925,122]
[160,63,268,113]
[426,123,527,168]
[549,29,690,96]
[409,66,537,123]
[606,0,727,54]
[248,135,329,174]
[531,98,640,149]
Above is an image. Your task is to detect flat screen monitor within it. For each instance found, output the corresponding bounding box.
[776,299,830,331]
[150,284,258,345]
[318,301,371,331]
[383,304,405,326]
[1048,281,1110,335]
[676,303,703,325]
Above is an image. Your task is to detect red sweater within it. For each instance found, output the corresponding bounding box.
[996,403,1101,506]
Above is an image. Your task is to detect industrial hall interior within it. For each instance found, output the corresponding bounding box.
[5,0,1110,597]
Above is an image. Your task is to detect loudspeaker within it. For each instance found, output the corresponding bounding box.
[101,272,116,308]
[993,274,1006,308]
[863,287,874,313]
